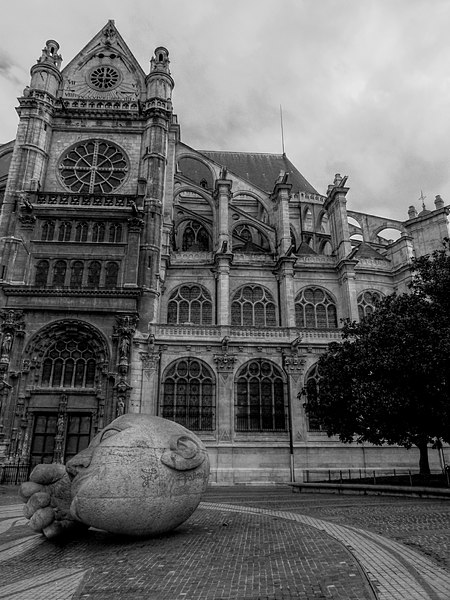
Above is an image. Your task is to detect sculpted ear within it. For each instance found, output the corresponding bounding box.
[161,435,206,471]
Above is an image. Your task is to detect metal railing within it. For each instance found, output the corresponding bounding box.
[0,462,31,485]
[303,468,450,487]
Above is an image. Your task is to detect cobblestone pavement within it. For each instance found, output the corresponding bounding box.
[0,485,449,599]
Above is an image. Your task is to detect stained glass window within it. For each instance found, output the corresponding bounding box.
[357,290,383,320]
[59,140,128,194]
[70,261,84,288]
[167,284,212,325]
[41,221,55,241]
[52,260,67,287]
[181,220,211,251]
[105,262,119,288]
[161,358,215,431]
[231,285,277,327]
[35,260,49,287]
[92,222,105,242]
[41,339,96,388]
[87,261,101,288]
[304,364,326,432]
[295,287,338,329]
[235,359,287,432]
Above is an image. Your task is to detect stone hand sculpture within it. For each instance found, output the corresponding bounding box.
[20,415,210,539]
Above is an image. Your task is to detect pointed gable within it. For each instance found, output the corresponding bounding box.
[349,242,389,261]
[60,20,145,102]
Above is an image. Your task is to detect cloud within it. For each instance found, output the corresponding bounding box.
[0,0,449,220]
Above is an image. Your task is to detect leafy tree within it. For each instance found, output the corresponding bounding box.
[307,240,450,475]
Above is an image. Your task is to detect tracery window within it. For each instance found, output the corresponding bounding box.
[41,221,55,241]
[58,221,72,242]
[232,224,270,253]
[357,290,383,320]
[105,262,119,288]
[87,261,101,288]
[304,364,326,432]
[92,222,105,242]
[109,223,122,243]
[41,338,97,388]
[59,140,128,194]
[75,222,89,242]
[35,260,49,287]
[161,358,215,431]
[181,220,211,251]
[231,285,277,327]
[70,261,84,288]
[235,359,287,432]
[295,288,338,329]
[167,284,212,325]
[52,260,67,287]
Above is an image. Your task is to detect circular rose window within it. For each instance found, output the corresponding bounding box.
[89,65,120,90]
[59,140,128,194]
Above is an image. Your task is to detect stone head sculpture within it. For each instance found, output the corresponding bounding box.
[20,415,210,538]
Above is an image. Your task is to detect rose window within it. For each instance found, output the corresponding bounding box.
[59,140,128,194]
[89,66,120,90]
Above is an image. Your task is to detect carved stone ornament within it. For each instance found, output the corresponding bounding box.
[283,355,306,373]
[127,216,144,231]
[114,314,139,338]
[0,310,25,336]
[114,378,132,394]
[140,351,160,371]
[213,353,236,371]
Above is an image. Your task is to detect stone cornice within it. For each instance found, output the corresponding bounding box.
[2,286,142,298]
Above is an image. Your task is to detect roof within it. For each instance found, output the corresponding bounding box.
[199,151,320,196]
[349,242,389,261]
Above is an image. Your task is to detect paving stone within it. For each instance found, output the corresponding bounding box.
[0,485,449,599]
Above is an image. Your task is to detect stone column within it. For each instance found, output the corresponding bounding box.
[213,349,237,484]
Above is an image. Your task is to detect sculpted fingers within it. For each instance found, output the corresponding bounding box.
[23,491,51,519]
[29,463,67,485]
[19,481,45,503]
[29,506,55,532]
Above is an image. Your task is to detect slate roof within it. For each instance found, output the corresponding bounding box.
[349,242,389,261]
[199,151,320,196]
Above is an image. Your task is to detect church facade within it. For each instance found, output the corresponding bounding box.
[0,21,447,483]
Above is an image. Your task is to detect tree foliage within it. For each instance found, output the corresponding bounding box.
[307,240,450,474]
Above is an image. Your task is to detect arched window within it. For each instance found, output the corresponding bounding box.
[357,290,383,320]
[304,364,326,432]
[35,260,49,287]
[167,284,212,325]
[41,338,97,388]
[232,223,270,253]
[105,262,119,288]
[303,208,313,231]
[52,260,67,287]
[70,261,84,288]
[231,285,276,327]
[321,240,332,256]
[109,223,122,243]
[87,261,101,288]
[235,359,287,431]
[92,222,105,243]
[41,221,55,241]
[58,221,72,242]
[75,222,89,242]
[295,288,338,329]
[181,220,211,251]
[319,213,330,234]
[161,358,215,431]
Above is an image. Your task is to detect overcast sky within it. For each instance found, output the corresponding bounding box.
[0,0,448,221]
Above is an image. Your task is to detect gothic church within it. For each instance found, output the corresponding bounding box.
[0,21,447,483]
